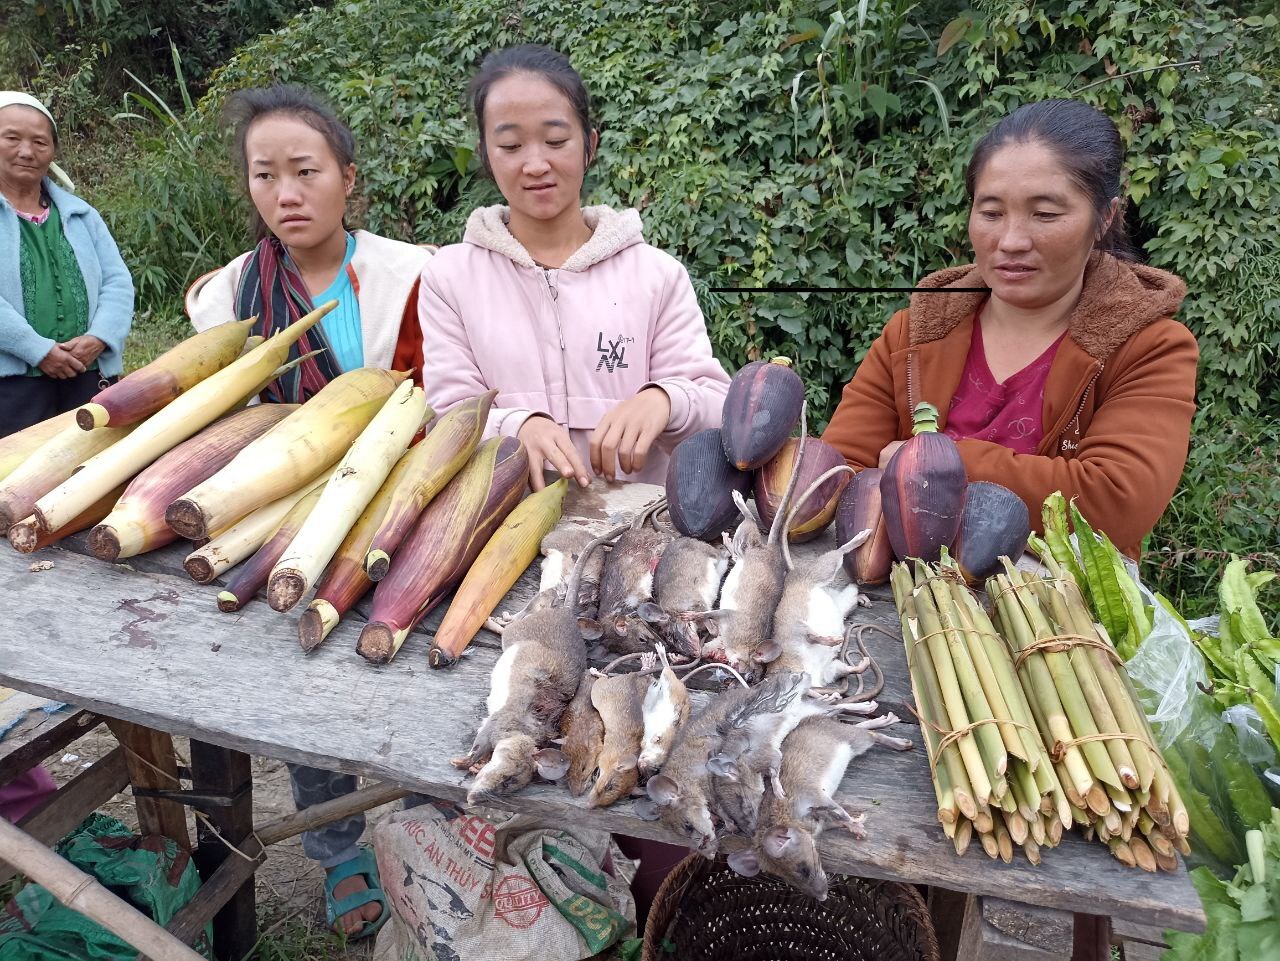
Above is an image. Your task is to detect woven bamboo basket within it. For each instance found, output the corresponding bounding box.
[641,855,940,961]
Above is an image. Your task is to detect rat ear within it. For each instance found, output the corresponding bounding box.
[615,756,638,773]
[700,610,725,637]
[534,748,569,781]
[706,754,739,779]
[763,826,799,858]
[727,848,761,877]
[578,618,603,641]
[638,602,669,624]
[646,774,680,806]
[753,638,782,663]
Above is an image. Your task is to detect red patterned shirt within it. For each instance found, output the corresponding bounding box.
[944,312,1066,455]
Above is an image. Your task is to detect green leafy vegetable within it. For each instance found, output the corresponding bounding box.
[1166,809,1280,960]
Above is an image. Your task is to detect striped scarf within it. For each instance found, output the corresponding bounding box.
[234,236,343,403]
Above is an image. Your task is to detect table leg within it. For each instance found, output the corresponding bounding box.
[188,740,256,961]
[106,720,190,849]
[956,895,1074,960]
[927,887,967,960]
[1073,913,1112,961]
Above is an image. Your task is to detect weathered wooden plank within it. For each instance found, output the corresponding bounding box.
[0,709,102,786]
[45,484,915,710]
[0,747,130,886]
[0,483,1203,932]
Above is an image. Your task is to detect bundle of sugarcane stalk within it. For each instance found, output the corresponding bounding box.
[892,556,1191,870]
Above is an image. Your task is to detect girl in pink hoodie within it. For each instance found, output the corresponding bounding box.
[419,45,730,490]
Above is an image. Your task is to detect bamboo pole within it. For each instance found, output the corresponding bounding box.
[991,572,1097,801]
[893,566,979,818]
[0,817,207,961]
[1007,567,1126,792]
[907,567,998,802]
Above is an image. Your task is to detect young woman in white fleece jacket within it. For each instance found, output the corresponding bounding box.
[420,44,730,490]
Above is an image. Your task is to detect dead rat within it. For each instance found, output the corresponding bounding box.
[726,714,913,899]
[456,524,625,804]
[559,672,604,797]
[592,498,672,652]
[705,670,812,836]
[645,665,768,857]
[703,404,814,680]
[638,644,691,778]
[634,537,729,658]
[767,527,876,699]
[488,526,608,633]
[586,668,652,808]
[538,525,607,619]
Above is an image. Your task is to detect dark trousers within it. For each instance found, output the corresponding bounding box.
[0,371,114,438]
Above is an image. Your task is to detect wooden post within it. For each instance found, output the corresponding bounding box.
[1072,913,1112,961]
[927,886,967,960]
[188,739,256,961]
[106,720,190,850]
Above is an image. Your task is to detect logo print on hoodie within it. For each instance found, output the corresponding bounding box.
[596,333,632,373]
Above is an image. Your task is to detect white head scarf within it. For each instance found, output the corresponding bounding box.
[0,91,75,192]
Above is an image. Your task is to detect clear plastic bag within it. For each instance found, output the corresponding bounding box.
[1125,584,1206,744]
[1123,577,1278,875]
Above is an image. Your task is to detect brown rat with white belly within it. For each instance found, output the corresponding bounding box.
[726,714,912,899]
[645,664,772,857]
[702,485,882,831]
[638,644,691,777]
[635,536,728,659]
[454,524,626,804]
[706,404,811,680]
[766,523,877,700]
[538,525,607,618]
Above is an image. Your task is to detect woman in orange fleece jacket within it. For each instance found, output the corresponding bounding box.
[823,100,1198,558]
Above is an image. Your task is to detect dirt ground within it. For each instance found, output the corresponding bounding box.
[44,723,400,958]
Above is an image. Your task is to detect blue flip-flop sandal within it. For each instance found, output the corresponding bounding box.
[325,848,390,941]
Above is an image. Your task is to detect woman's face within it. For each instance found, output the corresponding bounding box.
[0,106,55,190]
[482,73,597,224]
[968,140,1112,311]
[244,114,354,251]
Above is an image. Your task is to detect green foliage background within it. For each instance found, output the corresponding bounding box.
[9,0,1280,613]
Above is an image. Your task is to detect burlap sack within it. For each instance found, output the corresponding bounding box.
[372,803,636,961]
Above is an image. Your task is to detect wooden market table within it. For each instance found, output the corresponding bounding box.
[0,480,1203,960]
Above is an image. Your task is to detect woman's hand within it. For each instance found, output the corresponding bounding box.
[590,387,671,482]
[517,415,592,492]
[878,440,906,469]
[38,344,86,379]
[60,335,105,368]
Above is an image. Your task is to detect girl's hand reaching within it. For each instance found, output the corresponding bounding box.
[590,387,671,482]
[517,415,592,491]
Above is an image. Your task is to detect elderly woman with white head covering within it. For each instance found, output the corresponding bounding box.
[0,92,134,436]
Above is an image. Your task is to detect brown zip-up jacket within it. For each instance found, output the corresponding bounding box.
[822,253,1198,558]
